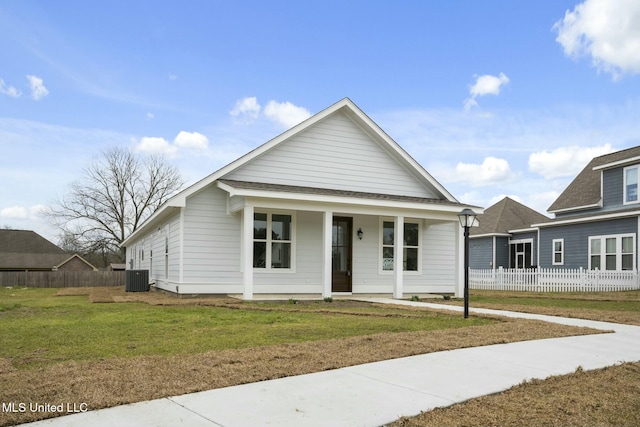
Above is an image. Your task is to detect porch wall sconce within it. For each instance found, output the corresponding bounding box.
[357,228,364,240]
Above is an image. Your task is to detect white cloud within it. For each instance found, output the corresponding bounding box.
[230,97,261,121]
[134,131,209,157]
[528,144,614,179]
[554,0,640,78]
[135,136,177,157]
[0,78,21,98]
[444,157,516,187]
[229,97,312,129]
[0,204,45,220]
[263,100,312,129]
[26,75,49,100]
[174,131,209,150]
[1,206,28,219]
[464,73,510,110]
[147,112,154,120]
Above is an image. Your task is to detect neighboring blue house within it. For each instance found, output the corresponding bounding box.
[532,146,640,271]
[470,197,548,270]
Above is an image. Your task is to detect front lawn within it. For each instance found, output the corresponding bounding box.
[0,287,492,370]
[0,287,606,426]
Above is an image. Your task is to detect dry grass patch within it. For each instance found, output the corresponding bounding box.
[0,317,598,426]
[435,289,640,325]
[1,287,626,426]
[392,362,640,427]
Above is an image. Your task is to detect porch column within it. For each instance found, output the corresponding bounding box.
[242,204,254,300]
[394,215,404,299]
[322,211,333,298]
[455,221,464,298]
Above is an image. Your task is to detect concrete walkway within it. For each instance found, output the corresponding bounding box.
[20,300,640,427]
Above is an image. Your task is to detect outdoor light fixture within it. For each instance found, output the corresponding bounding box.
[458,208,477,319]
[357,228,363,240]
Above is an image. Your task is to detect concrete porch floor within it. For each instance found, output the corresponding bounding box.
[226,293,446,301]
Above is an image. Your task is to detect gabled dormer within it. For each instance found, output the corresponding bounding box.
[548,146,640,218]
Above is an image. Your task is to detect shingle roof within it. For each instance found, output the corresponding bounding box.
[471,197,548,236]
[548,146,640,213]
[218,179,473,208]
[0,230,65,254]
[0,229,68,270]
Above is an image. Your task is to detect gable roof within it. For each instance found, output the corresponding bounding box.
[548,146,640,213]
[471,197,548,237]
[55,254,99,271]
[0,229,66,270]
[123,98,464,246]
[0,229,66,255]
[0,229,98,271]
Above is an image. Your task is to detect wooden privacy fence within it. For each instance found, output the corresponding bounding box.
[470,267,640,292]
[0,271,125,288]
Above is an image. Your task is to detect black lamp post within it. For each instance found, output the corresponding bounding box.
[458,208,477,319]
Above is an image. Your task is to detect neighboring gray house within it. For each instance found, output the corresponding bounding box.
[469,197,548,270]
[533,146,640,270]
[0,229,97,272]
[121,98,480,299]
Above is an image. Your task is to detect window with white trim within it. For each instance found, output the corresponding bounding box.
[589,234,635,270]
[403,222,420,271]
[380,220,421,272]
[552,239,564,265]
[624,165,639,204]
[253,212,293,269]
[381,221,394,271]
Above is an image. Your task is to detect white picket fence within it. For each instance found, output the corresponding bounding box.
[470,267,640,292]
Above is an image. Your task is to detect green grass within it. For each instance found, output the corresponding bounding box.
[469,292,640,312]
[0,287,493,369]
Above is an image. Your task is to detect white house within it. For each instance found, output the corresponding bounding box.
[122,98,480,299]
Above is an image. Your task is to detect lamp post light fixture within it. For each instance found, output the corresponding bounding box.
[458,208,478,319]
[357,228,363,240]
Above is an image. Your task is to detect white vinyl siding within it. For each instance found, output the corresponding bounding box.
[405,221,456,293]
[181,186,242,286]
[223,112,436,198]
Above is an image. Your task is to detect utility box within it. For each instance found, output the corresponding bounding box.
[125,270,150,292]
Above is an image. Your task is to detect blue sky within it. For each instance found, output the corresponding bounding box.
[1,0,639,242]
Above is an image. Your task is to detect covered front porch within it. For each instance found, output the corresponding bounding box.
[218,180,469,300]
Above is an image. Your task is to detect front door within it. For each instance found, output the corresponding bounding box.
[332,216,352,292]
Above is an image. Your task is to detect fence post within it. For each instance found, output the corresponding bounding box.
[498,266,503,291]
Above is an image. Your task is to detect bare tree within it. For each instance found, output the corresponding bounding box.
[48,147,184,260]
